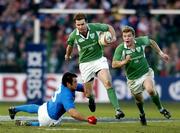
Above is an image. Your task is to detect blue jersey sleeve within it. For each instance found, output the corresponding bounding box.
[75,83,84,92]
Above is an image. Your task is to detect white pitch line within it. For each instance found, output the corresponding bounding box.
[1,115,180,123]
[38,128,84,131]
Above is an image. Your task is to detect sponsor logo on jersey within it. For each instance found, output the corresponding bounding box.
[78,38,85,43]
[126,50,132,54]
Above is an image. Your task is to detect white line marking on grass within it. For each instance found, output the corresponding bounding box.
[39,128,84,131]
[1,115,180,123]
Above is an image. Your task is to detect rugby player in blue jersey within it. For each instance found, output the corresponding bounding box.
[8,72,97,126]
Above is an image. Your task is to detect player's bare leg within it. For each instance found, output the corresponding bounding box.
[97,69,125,119]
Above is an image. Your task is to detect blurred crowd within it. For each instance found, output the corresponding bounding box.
[0,0,180,77]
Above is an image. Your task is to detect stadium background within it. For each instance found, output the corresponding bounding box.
[0,0,180,103]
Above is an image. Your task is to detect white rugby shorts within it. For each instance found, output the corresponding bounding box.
[127,68,155,95]
[79,56,109,82]
[38,103,62,126]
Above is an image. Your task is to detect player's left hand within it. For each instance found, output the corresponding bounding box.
[87,116,97,125]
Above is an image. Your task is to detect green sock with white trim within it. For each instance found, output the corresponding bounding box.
[107,88,120,110]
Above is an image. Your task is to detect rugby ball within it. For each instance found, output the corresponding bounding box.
[98,31,112,45]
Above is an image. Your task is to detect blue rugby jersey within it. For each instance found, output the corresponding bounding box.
[47,83,84,120]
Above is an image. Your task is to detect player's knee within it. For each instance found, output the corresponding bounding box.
[85,93,91,98]
[135,97,143,103]
[103,80,112,88]
[148,90,156,96]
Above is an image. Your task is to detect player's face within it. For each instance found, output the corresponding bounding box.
[69,78,78,91]
[75,19,87,34]
[122,32,134,47]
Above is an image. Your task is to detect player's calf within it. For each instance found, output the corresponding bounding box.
[88,97,96,112]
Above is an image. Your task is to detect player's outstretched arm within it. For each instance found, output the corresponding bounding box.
[67,108,97,125]
[65,45,73,61]
[150,39,170,63]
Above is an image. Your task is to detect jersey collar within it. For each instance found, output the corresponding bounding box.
[124,39,137,49]
[76,24,90,39]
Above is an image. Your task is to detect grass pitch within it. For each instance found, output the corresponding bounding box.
[0,101,180,133]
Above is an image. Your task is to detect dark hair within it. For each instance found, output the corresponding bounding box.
[62,72,77,87]
[73,13,87,22]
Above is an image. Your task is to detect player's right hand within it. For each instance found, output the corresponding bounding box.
[87,116,97,125]
[125,55,131,63]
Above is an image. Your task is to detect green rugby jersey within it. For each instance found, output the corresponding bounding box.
[67,23,108,63]
[113,36,151,80]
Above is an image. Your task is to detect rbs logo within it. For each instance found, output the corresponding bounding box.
[26,44,46,104]
[27,52,42,99]
[28,52,42,67]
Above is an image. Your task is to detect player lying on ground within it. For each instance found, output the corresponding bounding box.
[8,72,97,126]
[112,26,171,126]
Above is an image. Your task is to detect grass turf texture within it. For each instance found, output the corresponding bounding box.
[0,101,180,133]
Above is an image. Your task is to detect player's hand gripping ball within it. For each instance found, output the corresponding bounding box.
[98,31,112,45]
[87,116,97,125]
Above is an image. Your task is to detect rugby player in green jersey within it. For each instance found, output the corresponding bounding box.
[112,26,171,125]
[65,13,125,119]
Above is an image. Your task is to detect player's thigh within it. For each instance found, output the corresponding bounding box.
[127,79,144,95]
[97,69,112,87]
[95,57,111,82]
[143,78,154,92]
[143,69,156,94]
[97,68,111,81]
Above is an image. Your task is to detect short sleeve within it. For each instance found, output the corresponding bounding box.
[91,23,109,32]
[113,44,124,61]
[67,31,76,46]
[137,36,150,46]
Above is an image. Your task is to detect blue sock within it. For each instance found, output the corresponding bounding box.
[15,104,39,113]
[29,121,40,126]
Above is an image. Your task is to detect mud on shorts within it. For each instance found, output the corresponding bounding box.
[127,68,155,95]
